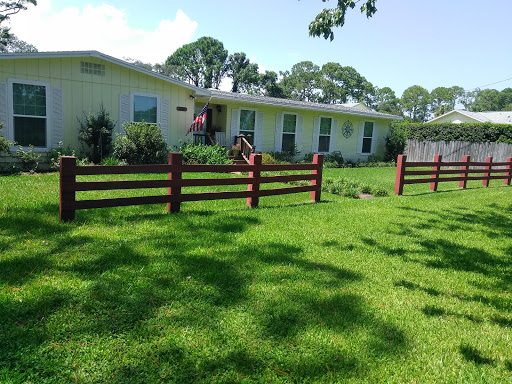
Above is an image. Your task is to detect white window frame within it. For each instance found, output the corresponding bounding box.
[281,112,298,152]
[239,108,257,134]
[130,92,160,125]
[7,78,52,151]
[359,120,376,155]
[317,116,333,153]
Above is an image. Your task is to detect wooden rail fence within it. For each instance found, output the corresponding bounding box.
[59,153,323,221]
[394,154,512,195]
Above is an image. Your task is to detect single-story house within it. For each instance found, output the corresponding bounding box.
[0,51,401,162]
[427,109,512,124]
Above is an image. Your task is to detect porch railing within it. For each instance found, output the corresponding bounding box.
[237,135,255,163]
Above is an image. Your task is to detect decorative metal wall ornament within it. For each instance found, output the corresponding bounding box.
[342,120,353,138]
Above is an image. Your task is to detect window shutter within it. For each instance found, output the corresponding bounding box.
[275,113,283,151]
[255,111,263,152]
[230,108,240,146]
[296,115,303,150]
[329,118,337,153]
[119,94,130,134]
[160,98,170,144]
[0,82,8,141]
[51,87,64,148]
[312,117,320,152]
[371,122,378,154]
[357,121,364,154]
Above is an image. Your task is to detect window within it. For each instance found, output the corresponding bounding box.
[318,117,332,152]
[12,82,47,147]
[81,61,105,76]
[361,121,374,154]
[282,113,296,151]
[239,109,255,145]
[132,94,158,124]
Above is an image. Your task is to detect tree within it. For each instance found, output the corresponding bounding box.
[77,104,116,164]
[430,86,465,116]
[309,0,377,40]
[226,52,260,93]
[401,85,431,122]
[469,89,503,112]
[318,62,374,105]
[374,86,401,116]
[259,71,286,98]
[165,37,228,89]
[0,0,37,52]
[280,61,321,102]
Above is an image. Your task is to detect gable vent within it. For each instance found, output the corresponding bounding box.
[80,61,105,76]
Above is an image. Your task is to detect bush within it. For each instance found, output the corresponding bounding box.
[177,141,232,164]
[0,124,11,154]
[393,121,512,143]
[384,125,407,162]
[261,153,277,165]
[114,122,169,164]
[46,142,77,171]
[78,104,116,163]
[302,152,344,168]
[269,145,300,163]
[16,145,41,172]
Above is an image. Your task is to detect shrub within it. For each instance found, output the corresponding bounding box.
[101,156,127,166]
[16,145,41,172]
[46,142,77,171]
[384,125,407,162]
[177,141,232,164]
[114,122,169,164]
[0,124,11,154]
[261,153,277,164]
[269,145,300,163]
[77,104,116,163]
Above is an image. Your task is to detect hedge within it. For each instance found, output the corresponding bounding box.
[392,122,512,144]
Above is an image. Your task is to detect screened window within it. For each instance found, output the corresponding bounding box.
[239,109,255,145]
[133,95,157,124]
[12,82,47,147]
[318,117,332,152]
[282,113,296,152]
[362,121,374,153]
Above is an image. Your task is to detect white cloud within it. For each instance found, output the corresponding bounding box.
[7,0,197,64]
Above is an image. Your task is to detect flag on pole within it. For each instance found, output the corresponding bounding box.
[186,102,209,135]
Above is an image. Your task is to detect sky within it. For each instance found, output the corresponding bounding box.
[6,0,512,97]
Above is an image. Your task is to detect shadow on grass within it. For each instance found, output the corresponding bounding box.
[459,344,495,365]
[0,200,410,382]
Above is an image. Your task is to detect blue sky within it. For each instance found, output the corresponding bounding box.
[8,0,512,97]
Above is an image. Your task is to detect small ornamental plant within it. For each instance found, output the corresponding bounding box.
[232,144,241,151]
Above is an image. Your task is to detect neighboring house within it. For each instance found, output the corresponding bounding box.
[0,51,402,162]
[427,109,512,124]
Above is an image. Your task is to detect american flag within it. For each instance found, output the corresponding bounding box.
[186,102,209,135]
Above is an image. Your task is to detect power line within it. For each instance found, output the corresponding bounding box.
[469,77,512,91]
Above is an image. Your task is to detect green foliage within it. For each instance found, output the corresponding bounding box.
[46,141,76,171]
[322,176,388,198]
[303,151,344,168]
[226,52,260,93]
[401,85,431,122]
[269,145,301,163]
[77,104,116,164]
[114,122,169,164]
[101,156,127,166]
[280,61,320,102]
[309,0,377,40]
[0,123,11,154]
[15,144,40,172]
[165,36,228,89]
[394,121,512,143]
[384,125,407,162]
[177,141,232,164]
[261,153,277,164]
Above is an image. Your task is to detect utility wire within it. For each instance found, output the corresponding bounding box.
[469,77,512,91]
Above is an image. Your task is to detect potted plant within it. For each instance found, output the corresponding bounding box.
[231,144,241,157]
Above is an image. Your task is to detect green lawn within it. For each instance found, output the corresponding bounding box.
[1,169,511,383]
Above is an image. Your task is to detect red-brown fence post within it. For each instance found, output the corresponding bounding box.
[311,154,323,202]
[247,153,262,208]
[430,154,442,192]
[59,156,76,222]
[504,157,512,186]
[167,152,183,213]
[394,154,406,195]
[459,155,470,189]
[483,156,493,187]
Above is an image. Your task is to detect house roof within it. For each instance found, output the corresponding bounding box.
[0,50,210,97]
[428,109,512,124]
[206,89,402,120]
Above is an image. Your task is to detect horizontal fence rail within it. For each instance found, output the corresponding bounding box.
[394,154,512,195]
[59,153,323,221]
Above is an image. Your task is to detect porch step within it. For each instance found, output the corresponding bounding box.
[228,155,248,165]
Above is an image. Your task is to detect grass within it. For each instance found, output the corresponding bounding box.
[1,169,512,383]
